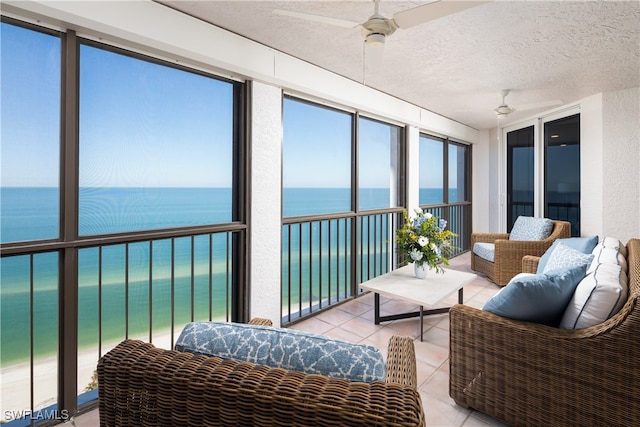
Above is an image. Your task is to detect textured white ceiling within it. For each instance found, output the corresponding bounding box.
[159,0,640,130]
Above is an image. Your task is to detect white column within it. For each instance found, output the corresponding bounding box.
[406,125,420,211]
[579,93,604,238]
[249,81,283,326]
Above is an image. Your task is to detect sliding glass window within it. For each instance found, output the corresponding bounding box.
[1,20,246,421]
[506,125,535,230]
[449,142,468,203]
[545,114,581,235]
[281,98,404,323]
[76,42,243,402]
[504,113,580,235]
[358,117,402,210]
[79,43,236,235]
[418,134,471,254]
[1,21,62,424]
[282,98,352,216]
[419,135,444,205]
[1,23,61,243]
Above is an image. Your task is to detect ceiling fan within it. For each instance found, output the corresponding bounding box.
[273,0,490,48]
[494,89,564,120]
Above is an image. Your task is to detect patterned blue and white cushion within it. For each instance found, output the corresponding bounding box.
[175,322,386,383]
[509,216,554,241]
[542,243,594,273]
[473,242,495,262]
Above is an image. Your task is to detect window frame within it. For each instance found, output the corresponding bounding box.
[499,107,581,232]
[0,18,250,419]
[280,95,406,324]
[418,133,472,255]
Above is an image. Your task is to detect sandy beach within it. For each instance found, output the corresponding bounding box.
[1,331,174,422]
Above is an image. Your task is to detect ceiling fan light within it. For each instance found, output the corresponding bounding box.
[365,33,385,48]
[495,105,513,115]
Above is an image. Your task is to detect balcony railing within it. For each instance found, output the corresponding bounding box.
[281,203,471,326]
[0,228,241,426]
[281,209,403,325]
[1,204,472,424]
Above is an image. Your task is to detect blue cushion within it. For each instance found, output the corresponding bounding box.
[175,322,386,383]
[542,242,594,273]
[509,216,554,241]
[537,236,599,273]
[473,242,495,262]
[482,265,588,326]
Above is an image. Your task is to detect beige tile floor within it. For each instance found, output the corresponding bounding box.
[69,252,510,427]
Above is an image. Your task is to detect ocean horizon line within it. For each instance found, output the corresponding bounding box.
[1,185,418,189]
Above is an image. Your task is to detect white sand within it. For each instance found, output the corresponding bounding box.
[1,331,174,422]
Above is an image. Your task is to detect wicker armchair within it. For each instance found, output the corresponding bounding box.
[450,238,640,426]
[97,318,425,427]
[471,220,571,285]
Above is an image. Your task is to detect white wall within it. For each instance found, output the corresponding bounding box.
[601,87,640,243]
[580,87,640,243]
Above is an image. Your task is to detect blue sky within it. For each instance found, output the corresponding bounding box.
[282,98,352,188]
[78,44,234,188]
[1,23,60,187]
[2,22,234,189]
[420,135,445,188]
[283,98,405,189]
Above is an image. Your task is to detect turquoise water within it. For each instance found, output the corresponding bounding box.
[1,186,445,366]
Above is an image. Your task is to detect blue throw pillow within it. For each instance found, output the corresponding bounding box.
[482,265,588,326]
[542,243,594,273]
[537,236,599,274]
[509,216,554,241]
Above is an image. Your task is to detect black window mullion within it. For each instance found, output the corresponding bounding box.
[59,28,80,418]
[351,113,359,297]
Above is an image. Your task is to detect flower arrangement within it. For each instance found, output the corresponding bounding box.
[395,208,456,274]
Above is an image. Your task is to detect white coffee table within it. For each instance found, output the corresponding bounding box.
[359,264,477,341]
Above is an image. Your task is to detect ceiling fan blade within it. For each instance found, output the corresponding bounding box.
[393,0,491,29]
[513,99,564,112]
[272,9,360,29]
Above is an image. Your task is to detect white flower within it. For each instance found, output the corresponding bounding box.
[409,249,424,262]
[425,212,433,219]
[417,236,428,247]
[413,207,423,215]
[430,242,438,252]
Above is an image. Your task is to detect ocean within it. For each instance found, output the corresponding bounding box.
[1,187,446,366]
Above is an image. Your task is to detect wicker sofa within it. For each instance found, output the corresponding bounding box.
[450,238,639,426]
[97,318,425,427]
[471,220,571,285]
